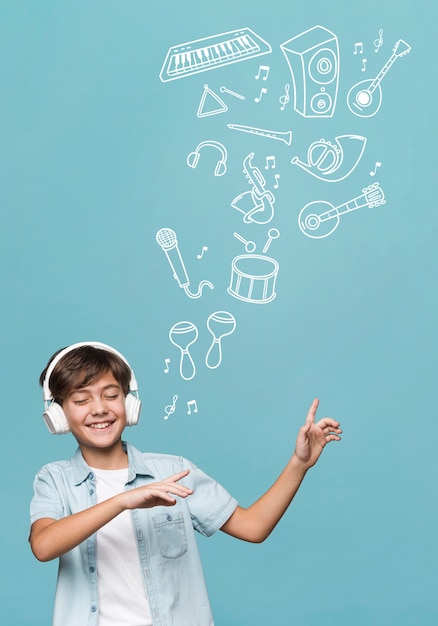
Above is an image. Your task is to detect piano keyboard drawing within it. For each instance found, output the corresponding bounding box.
[159,27,272,82]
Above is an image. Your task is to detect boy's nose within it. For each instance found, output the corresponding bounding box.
[91,399,108,415]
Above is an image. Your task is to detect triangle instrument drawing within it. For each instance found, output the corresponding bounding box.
[197,84,228,118]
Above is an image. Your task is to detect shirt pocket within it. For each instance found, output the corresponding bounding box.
[153,511,188,558]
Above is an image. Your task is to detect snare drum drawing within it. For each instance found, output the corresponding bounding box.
[227,254,279,304]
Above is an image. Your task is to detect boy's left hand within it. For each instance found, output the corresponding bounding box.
[294,398,342,469]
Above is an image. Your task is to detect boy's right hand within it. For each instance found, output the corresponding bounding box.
[121,470,193,510]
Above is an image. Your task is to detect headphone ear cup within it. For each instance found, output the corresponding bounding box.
[186,150,200,169]
[125,394,141,426]
[43,403,71,435]
[214,159,227,176]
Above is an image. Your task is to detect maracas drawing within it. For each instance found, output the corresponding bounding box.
[169,321,198,381]
[205,311,236,369]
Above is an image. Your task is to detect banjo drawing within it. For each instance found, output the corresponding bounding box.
[347,39,411,118]
[298,183,386,239]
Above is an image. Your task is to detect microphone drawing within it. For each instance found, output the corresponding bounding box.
[156,228,214,299]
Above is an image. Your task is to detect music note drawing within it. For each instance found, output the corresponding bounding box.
[374,29,384,53]
[354,42,363,55]
[164,358,170,373]
[164,395,178,420]
[370,162,381,176]
[255,87,267,103]
[264,156,276,170]
[255,64,270,80]
[197,246,208,259]
[187,399,198,415]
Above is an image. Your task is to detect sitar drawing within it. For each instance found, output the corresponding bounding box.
[298,182,386,239]
[347,39,411,118]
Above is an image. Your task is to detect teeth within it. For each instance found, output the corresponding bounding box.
[89,422,111,429]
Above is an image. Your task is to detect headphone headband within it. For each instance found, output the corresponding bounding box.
[43,341,138,405]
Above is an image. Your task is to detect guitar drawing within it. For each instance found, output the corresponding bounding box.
[347,39,411,118]
[298,182,386,239]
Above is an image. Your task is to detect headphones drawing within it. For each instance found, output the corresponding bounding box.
[186,140,228,177]
[42,341,141,435]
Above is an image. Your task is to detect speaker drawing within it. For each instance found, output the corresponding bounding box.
[280,25,340,118]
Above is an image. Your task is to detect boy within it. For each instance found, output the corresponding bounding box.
[30,341,342,626]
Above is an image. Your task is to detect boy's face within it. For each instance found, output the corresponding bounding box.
[62,371,127,453]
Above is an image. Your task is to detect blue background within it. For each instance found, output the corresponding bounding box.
[1,1,436,624]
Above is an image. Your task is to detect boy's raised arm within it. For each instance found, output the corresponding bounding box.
[220,399,341,543]
[30,471,193,562]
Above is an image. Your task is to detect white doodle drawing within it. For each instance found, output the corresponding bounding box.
[347,39,411,118]
[279,84,290,111]
[197,84,228,117]
[262,228,280,254]
[374,29,384,53]
[187,140,228,176]
[255,64,270,80]
[169,321,198,381]
[164,358,170,373]
[227,123,292,146]
[159,27,272,82]
[280,25,340,117]
[234,231,256,253]
[291,134,367,183]
[156,228,214,299]
[265,156,276,169]
[370,161,382,176]
[231,152,276,225]
[187,399,198,414]
[354,42,364,55]
[298,182,386,239]
[254,87,268,103]
[228,254,279,304]
[361,58,367,72]
[164,395,178,420]
[220,85,245,100]
[205,311,237,369]
[197,246,208,259]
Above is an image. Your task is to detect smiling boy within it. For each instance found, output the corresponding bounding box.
[30,342,341,626]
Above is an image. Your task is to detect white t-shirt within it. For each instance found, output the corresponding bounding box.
[91,466,152,626]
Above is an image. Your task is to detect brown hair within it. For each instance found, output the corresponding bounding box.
[39,345,132,404]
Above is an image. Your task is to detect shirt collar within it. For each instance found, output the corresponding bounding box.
[71,441,156,485]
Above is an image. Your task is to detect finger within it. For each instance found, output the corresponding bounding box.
[163,470,191,483]
[325,433,341,442]
[305,398,319,423]
[158,482,193,496]
[317,417,341,430]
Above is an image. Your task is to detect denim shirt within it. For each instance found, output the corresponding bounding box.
[30,442,238,626]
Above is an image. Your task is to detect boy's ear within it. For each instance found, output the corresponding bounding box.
[43,402,71,435]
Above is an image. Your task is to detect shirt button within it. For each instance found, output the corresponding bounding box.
[166,514,172,521]
[89,566,95,573]
[89,488,95,495]
[90,605,97,613]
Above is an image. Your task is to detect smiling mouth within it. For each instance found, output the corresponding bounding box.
[88,422,114,430]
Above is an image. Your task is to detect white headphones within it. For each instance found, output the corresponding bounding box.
[186,140,228,176]
[42,341,141,435]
